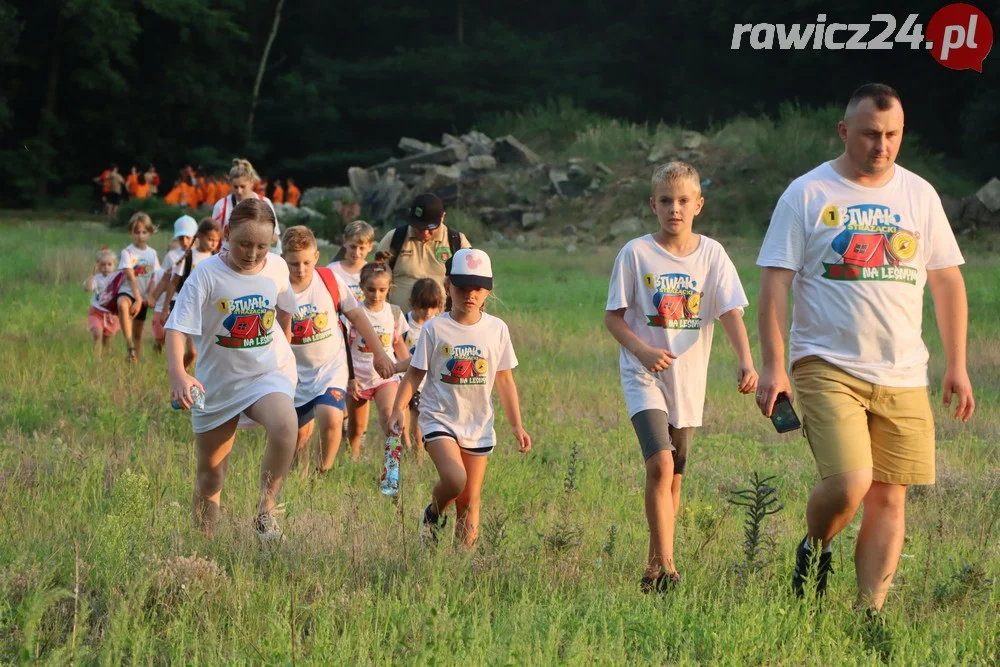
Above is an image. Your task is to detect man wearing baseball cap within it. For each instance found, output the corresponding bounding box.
[377,192,471,310]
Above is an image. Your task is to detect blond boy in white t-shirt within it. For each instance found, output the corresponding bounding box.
[756,84,974,612]
[605,162,758,594]
[281,226,395,476]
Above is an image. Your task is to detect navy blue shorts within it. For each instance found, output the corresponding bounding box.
[295,387,347,428]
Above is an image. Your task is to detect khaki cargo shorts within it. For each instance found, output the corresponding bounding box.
[791,356,935,485]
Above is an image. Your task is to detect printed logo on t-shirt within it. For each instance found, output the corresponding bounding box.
[215,295,275,348]
[405,330,418,355]
[356,325,391,353]
[291,304,332,345]
[644,273,702,330]
[435,246,451,263]
[440,344,488,385]
[821,204,919,285]
[348,283,363,302]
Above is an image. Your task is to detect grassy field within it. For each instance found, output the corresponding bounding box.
[0,218,997,665]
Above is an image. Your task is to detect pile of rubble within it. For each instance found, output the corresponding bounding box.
[297,129,616,238]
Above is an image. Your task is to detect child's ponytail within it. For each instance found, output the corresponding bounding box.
[360,250,394,286]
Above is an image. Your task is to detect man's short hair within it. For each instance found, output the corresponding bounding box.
[846,83,901,115]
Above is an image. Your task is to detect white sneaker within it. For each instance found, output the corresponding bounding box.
[254,509,283,544]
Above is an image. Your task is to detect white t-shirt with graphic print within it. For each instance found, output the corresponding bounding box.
[348,303,408,390]
[89,273,114,311]
[606,234,749,427]
[117,243,160,299]
[405,311,431,392]
[756,161,965,387]
[410,312,518,453]
[290,271,359,406]
[165,254,297,433]
[329,261,364,304]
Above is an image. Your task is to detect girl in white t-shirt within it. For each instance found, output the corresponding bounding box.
[281,226,395,475]
[212,158,282,254]
[604,161,758,593]
[149,216,199,352]
[165,198,298,540]
[161,217,222,369]
[116,212,160,363]
[387,249,531,548]
[328,220,375,304]
[403,278,446,462]
[345,252,411,460]
[84,248,120,355]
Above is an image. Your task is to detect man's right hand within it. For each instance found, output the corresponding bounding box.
[756,366,793,418]
[636,344,676,374]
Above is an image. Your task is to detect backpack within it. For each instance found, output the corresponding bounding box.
[315,267,354,380]
[96,270,127,316]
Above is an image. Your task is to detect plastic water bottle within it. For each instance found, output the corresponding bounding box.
[380,436,402,496]
[172,385,206,411]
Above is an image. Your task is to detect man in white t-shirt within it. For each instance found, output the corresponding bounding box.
[755,83,975,612]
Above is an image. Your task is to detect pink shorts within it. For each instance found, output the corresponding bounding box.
[88,306,120,337]
[152,311,166,343]
[354,378,399,403]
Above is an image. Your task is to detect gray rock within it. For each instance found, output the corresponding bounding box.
[300,186,355,208]
[548,169,569,196]
[461,130,493,147]
[468,143,493,157]
[976,177,1000,212]
[441,133,465,148]
[567,157,584,166]
[521,211,545,229]
[578,218,596,231]
[941,194,962,223]
[680,130,706,149]
[360,169,409,223]
[646,145,673,164]
[567,164,586,179]
[467,155,497,171]
[398,137,438,155]
[610,216,644,237]
[560,224,578,236]
[368,144,468,173]
[595,162,614,176]
[297,206,325,220]
[417,165,461,192]
[493,135,540,166]
[347,167,375,196]
[678,149,705,162]
[566,242,578,254]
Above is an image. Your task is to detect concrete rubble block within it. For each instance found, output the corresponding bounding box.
[493,135,540,166]
[398,137,438,155]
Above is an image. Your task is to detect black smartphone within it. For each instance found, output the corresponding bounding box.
[770,393,801,433]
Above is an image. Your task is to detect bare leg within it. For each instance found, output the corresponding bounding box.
[806,468,873,547]
[346,396,370,461]
[670,475,683,531]
[90,328,102,356]
[855,481,907,610]
[316,405,345,471]
[425,437,467,518]
[117,296,135,359]
[193,417,239,534]
[455,451,488,547]
[102,334,114,353]
[293,417,315,476]
[372,384,398,439]
[644,450,677,578]
[409,407,425,464]
[243,392,297,517]
[131,319,145,360]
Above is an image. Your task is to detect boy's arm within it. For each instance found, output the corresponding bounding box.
[927,266,975,421]
[344,307,395,378]
[391,336,410,373]
[603,309,676,373]
[495,370,531,452]
[756,267,795,417]
[719,309,758,394]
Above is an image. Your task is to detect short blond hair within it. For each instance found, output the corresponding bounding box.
[281,225,317,253]
[651,161,701,194]
[342,220,375,245]
[96,248,116,263]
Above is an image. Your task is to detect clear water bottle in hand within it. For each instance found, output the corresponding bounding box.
[380,435,402,496]
[172,385,206,411]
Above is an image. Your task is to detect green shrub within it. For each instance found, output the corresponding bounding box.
[113,197,193,229]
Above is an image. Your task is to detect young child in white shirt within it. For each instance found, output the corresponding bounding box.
[281,226,395,475]
[388,249,531,548]
[116,212,160,363]
[345,252,411,460]
[165,198,298,541]
[328,220,375,304]
[161,218,222,369]
[84,248,119,355]
[149,216,198,353]
[605,162,758,593]
[402,278,446,462]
